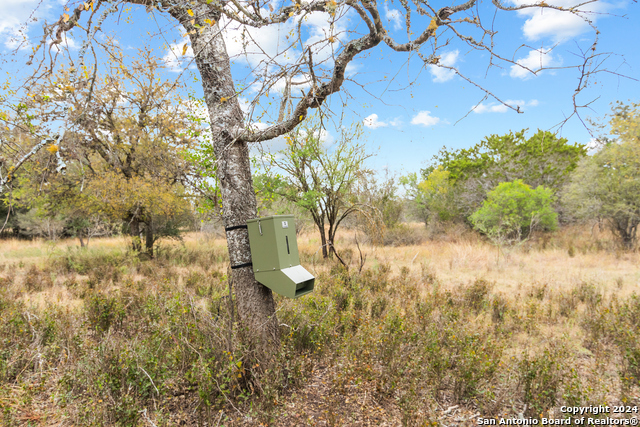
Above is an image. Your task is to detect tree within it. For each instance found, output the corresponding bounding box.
[258,121,372,258]
[470,179,557,245]
[402,166,457,227]
[562,102,640,249]
[7,48,197,256]
[426,130,586,220]
[5,0,613,347]
[356,169,403,240]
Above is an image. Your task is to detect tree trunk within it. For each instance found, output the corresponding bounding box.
[177,9,279,349]
[145,217,154,258]
[312,214,328,258]
[130,217,141,252]
[328,222,337,258]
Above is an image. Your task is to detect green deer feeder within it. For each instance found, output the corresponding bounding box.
[246,215,315,298]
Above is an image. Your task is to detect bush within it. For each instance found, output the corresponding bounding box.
[470,180,557,244]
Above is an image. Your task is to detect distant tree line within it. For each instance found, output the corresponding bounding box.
[2,48,638,253]
[402,101,640,249]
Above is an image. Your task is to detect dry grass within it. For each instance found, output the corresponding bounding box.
[0,225,639,426]
[324,223,640,298]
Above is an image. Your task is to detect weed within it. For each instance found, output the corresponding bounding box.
[421,262,437,284]
[370,296,388,319]
[0,231,638,424]
[573,282,602,307]
[85,292,126,333]
[463,278,493,311]
[24,264,52,292]
[517,345,567,417]
[491,294,510,323]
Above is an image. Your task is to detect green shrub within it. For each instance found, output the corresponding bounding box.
[470,180,557,244]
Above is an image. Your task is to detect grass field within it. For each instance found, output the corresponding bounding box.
[0,225,639,426]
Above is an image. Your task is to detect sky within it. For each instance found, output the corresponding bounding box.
[0,0,638,177]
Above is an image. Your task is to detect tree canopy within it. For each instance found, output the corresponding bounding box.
[470,179,557,245]
[3,48,199,254]
[257,120,371,258]
[424,129,585,220]
[563,102,640,249]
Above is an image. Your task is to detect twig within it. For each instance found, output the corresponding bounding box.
[139,366,159,395]
[139,408,158,427]
[215,410,224,427]
[355,232,367,273]
[442,405,459,415]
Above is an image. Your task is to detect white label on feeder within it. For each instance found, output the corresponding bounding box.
[282,221,289,229]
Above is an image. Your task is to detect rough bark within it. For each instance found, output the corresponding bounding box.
[169,6,279,348]
[319,222,328,259]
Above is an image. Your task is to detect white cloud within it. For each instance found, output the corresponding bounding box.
[164,9,351,87]
[315,128,335,147]
[238,97,251,113]
[345,61,360,77]
[429,50,459,83]
[388,117,403,127]
[510,0,610,42]
[472,103,509,114]
[162,38,194,73]
[510,49,557,79]
[363,113,388,129]
[223,9,349,71]
[223,16,299,69]
[384,4,403,31]
[0,0,51,50]
[585,137,603,154]
[411,111,440,127]
[48,34,78,52]
[472,99,539,114]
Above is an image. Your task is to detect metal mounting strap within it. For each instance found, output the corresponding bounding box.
[230,262,253,270]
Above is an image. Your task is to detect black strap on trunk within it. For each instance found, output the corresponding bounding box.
[230,261,253,270]
[225,224,248,232]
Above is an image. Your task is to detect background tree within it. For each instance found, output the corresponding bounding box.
[7,48,198,256]
[355,170,403,243]
[258,121,372,258]
[402,165,457,228]
[5,0,613,347]
[563,101,640,249]
[470,180,557,246]
[425,130,586,221]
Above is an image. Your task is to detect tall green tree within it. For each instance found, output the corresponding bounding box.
[563,102,640,249]
[426,130,586,220]
[356,170,403,241]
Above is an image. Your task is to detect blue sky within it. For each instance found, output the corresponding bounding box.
[1,0,638,176]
